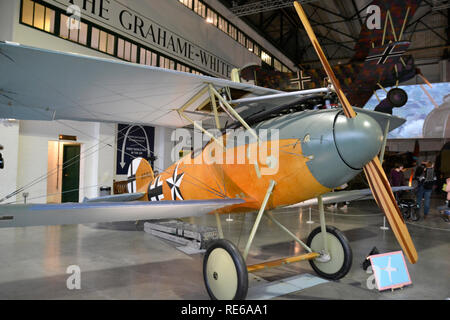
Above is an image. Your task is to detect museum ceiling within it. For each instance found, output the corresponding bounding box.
[218,0,450,68]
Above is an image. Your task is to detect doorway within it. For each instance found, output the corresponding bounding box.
[47,142,81,204]
[61,144,81,203]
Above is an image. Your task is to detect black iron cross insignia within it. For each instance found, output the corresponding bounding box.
[166,163,185,201]
[148,176,164,201]
[365,43,406,65]
[290,70,312,90]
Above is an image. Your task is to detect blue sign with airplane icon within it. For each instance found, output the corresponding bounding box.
[369,251,412,291]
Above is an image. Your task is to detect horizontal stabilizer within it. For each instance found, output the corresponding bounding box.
[354,107,406,132]
[83,193,146,203]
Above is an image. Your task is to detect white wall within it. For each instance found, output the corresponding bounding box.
[94,122,116,190]
[0,0,15,41]
[17,120,107,203]
[0,120,19,203]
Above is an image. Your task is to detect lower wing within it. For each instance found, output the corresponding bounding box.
[289,186,413,208]
[0,198,244,228]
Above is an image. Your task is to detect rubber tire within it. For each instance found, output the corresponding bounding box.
[401,207,411,220]
[203,239,248,300]
[306,226,352,280]
[387,88,408,108]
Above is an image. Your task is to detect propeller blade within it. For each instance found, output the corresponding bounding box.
[363,157,418,264]
[293,1,356,119]
[294,1,418,264]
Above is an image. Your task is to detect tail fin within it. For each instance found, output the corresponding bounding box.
[127,157,154,193]
[352,0,422,61]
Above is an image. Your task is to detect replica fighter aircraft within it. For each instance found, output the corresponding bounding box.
[0,2,417,300]
[239,0,424,112]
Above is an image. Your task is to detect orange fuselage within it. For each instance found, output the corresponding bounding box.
[135,138,330,214]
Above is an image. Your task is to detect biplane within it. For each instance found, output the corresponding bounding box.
[0,1,417,300]
[239,0,425,112]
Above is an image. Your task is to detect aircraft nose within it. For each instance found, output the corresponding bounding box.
[333,112,384,170]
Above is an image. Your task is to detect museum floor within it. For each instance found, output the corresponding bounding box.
[0,197,448,300]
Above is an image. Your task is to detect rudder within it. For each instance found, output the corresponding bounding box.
[127,157,154,193]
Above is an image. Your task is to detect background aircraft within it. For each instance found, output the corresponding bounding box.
[238,0,423,112]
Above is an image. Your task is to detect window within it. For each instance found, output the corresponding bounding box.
[176,0,273,61]
[206,9,218,26]
[238,32,246,46]
[218,16,228,33]
[140,48,158,67]
[177,64,190,73]
[261,51,272,66]
[274,59,282,72]
[160,56,176,70]
[91,27,115,55]
[191,70,204,76]
[60,14,87,45]
[193,0,206,18]
[21,0,55,33]
[179,0,192,9]
[228,24,237,40]
[117,38,137,62]
[253,44,260,56]
[246,39,254,53]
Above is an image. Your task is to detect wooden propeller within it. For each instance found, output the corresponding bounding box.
[293,1,418,264]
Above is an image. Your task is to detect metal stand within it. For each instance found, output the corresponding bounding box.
[318,195,329,254]
[23,192,29,204]
[226,214,233,222]
[380,217,389,230]
[306,206,314,224]
[215,212,224,239]
[243,180,276,260]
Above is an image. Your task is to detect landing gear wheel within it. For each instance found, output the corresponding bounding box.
[387,88,408,108]
[203,239,248,300]
[306,226,352,280]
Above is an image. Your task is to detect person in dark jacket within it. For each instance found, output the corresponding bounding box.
[389,163,405,187]
[415,161,436,219]
[389,163,405,203]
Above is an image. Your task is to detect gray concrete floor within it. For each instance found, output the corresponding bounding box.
[0,198,448,300]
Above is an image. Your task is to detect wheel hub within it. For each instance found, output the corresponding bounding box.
[315,250,331,263]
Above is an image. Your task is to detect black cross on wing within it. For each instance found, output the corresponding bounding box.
[365,43,406,65]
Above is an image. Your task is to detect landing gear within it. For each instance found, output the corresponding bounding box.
[203,239,248,300]
[387,88,408,108]
[306,226,352,280]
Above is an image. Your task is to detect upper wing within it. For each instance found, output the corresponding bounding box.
[289,186,413,208]
[0,41,282,127]
[0,198,244,228]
